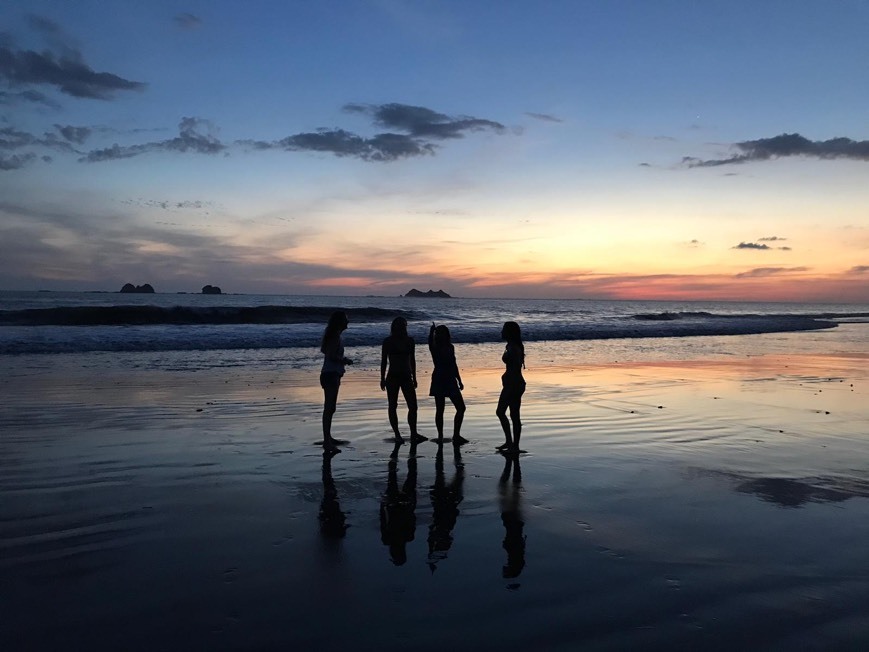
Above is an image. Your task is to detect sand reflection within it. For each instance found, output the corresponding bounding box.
[380,444,418,565]
[427,442,465,572]
[499,455,525,581]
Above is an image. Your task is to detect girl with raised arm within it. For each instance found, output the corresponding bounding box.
[320,311,352,452]
[381,317,426,445]
[428,323,468,445]
[496,321,525,453]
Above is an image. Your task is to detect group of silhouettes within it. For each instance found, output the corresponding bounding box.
[319,311,526,455]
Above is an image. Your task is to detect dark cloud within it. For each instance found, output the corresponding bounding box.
[343,102,505,139]
[246,128,435,162]
[848,266,869,274]
[0,88,61,108]
[55,124,91,144]
[732,242,792,251]
[175,13,202,30]
[685,133,869,167]
[0,125,80,166]
[0,126,36,150]
[81,117,225,162]
[0,16,146,100]
[735,267,809,278]
[758,236,787,242]
[11,101,503,167]
[525,112,563,123]
[0,152,36,170]
[241,102,503,163]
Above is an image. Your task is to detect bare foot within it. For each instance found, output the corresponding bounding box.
[452,435,469,445]
[411,433,428,443]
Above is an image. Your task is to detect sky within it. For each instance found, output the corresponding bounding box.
[1,0,868,302]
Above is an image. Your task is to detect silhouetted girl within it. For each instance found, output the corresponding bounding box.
[320,311,352,451]
[496,321,525,453]
[428,323,467,444]
[381,317,425,444]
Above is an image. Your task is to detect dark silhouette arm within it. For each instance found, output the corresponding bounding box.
[410,338,417,388]
[380,340,388,390]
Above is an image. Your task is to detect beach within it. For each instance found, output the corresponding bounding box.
[3,325,868,651]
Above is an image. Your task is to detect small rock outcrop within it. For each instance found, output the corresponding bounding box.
[201,285,222,295]
[120,283,155,293]
[404,288,451,298]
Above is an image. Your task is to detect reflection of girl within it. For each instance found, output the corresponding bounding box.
[496,321,525,453]
[428,323,468,445]
[381,317,424,444]
[320,311,352,452]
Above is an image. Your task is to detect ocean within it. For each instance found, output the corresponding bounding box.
[1,291,867,368]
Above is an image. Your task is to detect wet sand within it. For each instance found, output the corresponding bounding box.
[2,351,869,651]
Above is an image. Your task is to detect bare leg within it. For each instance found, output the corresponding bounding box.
[386,381,403,442]
[434,395,446,440]
[450,393,468,445]
[322,384,339,450]
[496,389,512,449]
[509,398,522,450]
[401,382,420,438]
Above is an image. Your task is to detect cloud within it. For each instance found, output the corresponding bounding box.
[848,265,869,274]
[732,241,792,251]
[758,236,787,242]
[55,124,91,144]
[343,102,505,139]
[174,13,202,30]
[0,152,37,170]
[0,16,146,100]
[0,89,61,108]
[15,101,504,167]
[81,117,225,162]
[735,267,809,278]
[684,133,869,167]
[525,112,563,123]
[242,102,505,163]
[0,125,82,169]
[254,128,435,162]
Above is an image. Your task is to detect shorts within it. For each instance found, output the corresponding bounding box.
[320,372,342,390]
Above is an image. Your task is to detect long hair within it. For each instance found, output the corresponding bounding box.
[501,321,524,361]
[390,316,408,338]
[433,324,452,349]
[501,321,522,346]
[321,311,348,353]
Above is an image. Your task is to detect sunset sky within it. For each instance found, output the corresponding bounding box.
[2,1,868,301]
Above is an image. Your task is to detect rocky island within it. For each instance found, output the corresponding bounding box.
[120,283,155,293]
[201,285,222,295]
[404,288,451,298]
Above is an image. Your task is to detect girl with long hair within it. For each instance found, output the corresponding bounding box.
[496,321,525,453]
[428,323,467,445]
[381,317,426,444]
[320,311,352,452]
